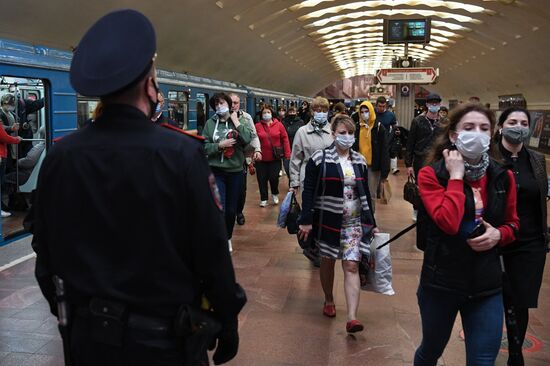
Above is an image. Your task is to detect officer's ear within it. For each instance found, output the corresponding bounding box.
[145,76,159,103]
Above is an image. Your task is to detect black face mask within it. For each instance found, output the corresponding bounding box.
[148,79,160,120]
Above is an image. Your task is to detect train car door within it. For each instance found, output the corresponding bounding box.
[0,76,48,240]
[167,90,189,130]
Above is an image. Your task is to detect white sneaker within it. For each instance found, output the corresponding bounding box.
[228,239,233,253]
[272,195,279,205]
[412,210,417,222]
[1,210,11,218]
[260,200,268,207]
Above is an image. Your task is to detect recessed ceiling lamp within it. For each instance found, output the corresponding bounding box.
[303,9,481,29]
[297,0,492,21]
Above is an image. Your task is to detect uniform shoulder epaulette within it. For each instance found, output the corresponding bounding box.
[160,123,205,141]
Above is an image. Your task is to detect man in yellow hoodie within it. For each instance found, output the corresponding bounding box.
[352,101,390,212]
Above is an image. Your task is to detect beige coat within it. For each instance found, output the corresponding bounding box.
[289,122,334,189]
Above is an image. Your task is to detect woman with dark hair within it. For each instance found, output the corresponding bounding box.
[201,92,252,251]
[414,103,519,365]
[493,107,547,366]
[254,104,290,207]
[298,114,378,333]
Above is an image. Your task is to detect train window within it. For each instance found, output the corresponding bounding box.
[77,97,100,128]
[0,76,48,238]
[167,90,189,129]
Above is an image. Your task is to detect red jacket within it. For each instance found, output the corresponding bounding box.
[418,166,518,245]
[0,127,20,158]
[255,119,291,162]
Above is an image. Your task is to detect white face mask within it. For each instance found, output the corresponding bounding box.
[313,112,328,124]
[216,105,229,116]
[335,134,355,150]
[361,112,370,121]
[262,113,272,121]
[454,131,490,160]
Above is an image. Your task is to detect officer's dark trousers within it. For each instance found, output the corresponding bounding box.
[212,168,243,240]
[70,313,189,366]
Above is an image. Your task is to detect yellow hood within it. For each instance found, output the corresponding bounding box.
[358,101,376,126]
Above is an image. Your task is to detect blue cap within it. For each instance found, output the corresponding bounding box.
[70,9,156,97]
[426,93,442,103]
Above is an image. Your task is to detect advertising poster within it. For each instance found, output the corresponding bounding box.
[528,111,544,149]
[534,111,550,154]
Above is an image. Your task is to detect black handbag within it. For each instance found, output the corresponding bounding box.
[286,193,300,235]
[403,175,421,207]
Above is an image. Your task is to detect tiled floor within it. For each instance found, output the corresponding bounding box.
[0,164,549,365]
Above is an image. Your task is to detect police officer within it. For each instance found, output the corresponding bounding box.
[30,9,245,366]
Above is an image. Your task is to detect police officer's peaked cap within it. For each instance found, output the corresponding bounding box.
[70,9,156,97]
[426,93,442,103]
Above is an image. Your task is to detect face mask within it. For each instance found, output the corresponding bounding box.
[335,134,355,150]
[455,131,490,160]
[289,113,296,117]
[278,112,285,118]
[428,105,440,114]
[361,112,370,121]
[313,112,328,124]
[502,126,530,145]
[216,105,229,116]
[7,105,15,112]
[262,113,272,121]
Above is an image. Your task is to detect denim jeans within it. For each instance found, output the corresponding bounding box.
[212,168,243,240]
[414,285,503,366]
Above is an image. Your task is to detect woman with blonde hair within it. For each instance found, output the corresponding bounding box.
[298,114,378,332]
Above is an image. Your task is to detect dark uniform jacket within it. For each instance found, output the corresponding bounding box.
[417,159,513,298]
[405,114,446,171]
[31,104,244,323]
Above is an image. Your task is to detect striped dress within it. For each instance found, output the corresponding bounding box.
[298,145,377,260]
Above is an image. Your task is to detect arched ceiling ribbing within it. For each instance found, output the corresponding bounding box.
[0,1,548,104]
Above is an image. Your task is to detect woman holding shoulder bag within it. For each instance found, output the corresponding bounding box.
[255,104,291,207]
[298,114,378,333]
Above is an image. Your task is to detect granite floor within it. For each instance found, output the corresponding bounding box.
[0,163,549,365]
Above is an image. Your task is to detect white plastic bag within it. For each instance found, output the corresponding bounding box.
[361,233,395,295]
[277,192,294,228]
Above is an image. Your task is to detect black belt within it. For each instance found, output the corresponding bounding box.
[75,307,173,333]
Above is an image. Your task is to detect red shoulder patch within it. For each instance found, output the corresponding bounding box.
[160,123,205,141]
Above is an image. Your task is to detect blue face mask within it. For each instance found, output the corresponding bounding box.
[428,105,440,114]
[216,105,229,116]
[335,134,355,149]
[313,112,328,124]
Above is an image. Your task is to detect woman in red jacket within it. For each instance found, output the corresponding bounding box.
[255,104,290,207]
[0,127,21,217]
[414,103,519,365]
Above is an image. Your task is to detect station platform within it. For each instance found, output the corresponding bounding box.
[0,166,549,365]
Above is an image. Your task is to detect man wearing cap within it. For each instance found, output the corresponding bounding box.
[30,9,245,366]
[405,92,446,220]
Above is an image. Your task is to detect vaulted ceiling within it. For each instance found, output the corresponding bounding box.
[1,1,548,105]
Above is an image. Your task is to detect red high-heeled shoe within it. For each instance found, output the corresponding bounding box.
[322,303,336,318]
[346,319,364,333]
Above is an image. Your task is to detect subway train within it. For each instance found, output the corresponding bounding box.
[0,37,311,244]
